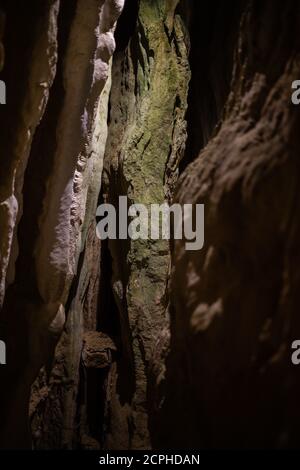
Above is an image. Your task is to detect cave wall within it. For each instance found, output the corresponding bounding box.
[0,0,124,449]
[101,0,190,449]
[29,0,190,450]
[0,0,300,451]
[0,0,190,450]
[164,0,300,450]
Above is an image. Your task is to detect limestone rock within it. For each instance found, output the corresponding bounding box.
[0,0,124,449]
[1,0,300,452]
[164,0,300,450]
[102,0,190,449]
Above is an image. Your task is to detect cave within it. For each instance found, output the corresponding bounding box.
[0,0,300,453]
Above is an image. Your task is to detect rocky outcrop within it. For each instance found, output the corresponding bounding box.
[26,0,190,450]
[0,0,124,449]
[0,1,59,308]
[102,0,190,449]
[163,0,300,450]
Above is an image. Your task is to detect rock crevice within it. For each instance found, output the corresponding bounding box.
[1,0,300,451]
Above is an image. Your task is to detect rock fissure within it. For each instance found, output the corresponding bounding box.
[0,0,300,450]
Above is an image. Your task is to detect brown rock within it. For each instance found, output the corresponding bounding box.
[82,331,116,369]
[163,0,300,450]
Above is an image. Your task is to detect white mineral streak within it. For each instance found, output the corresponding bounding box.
[0,195,18,306]
[35,0,124,317]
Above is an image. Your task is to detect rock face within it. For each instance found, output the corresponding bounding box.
[101,0,190,449]
[1,0,300,451]
[163,0,300,450]
[0,0,124,449]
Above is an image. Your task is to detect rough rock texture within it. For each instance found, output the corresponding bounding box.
[0,0,124,449]
[1,0,300,452]
[162,0,300,450]
[101,0,190,449]
[0,0,59,308]
[82,332,116,369]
